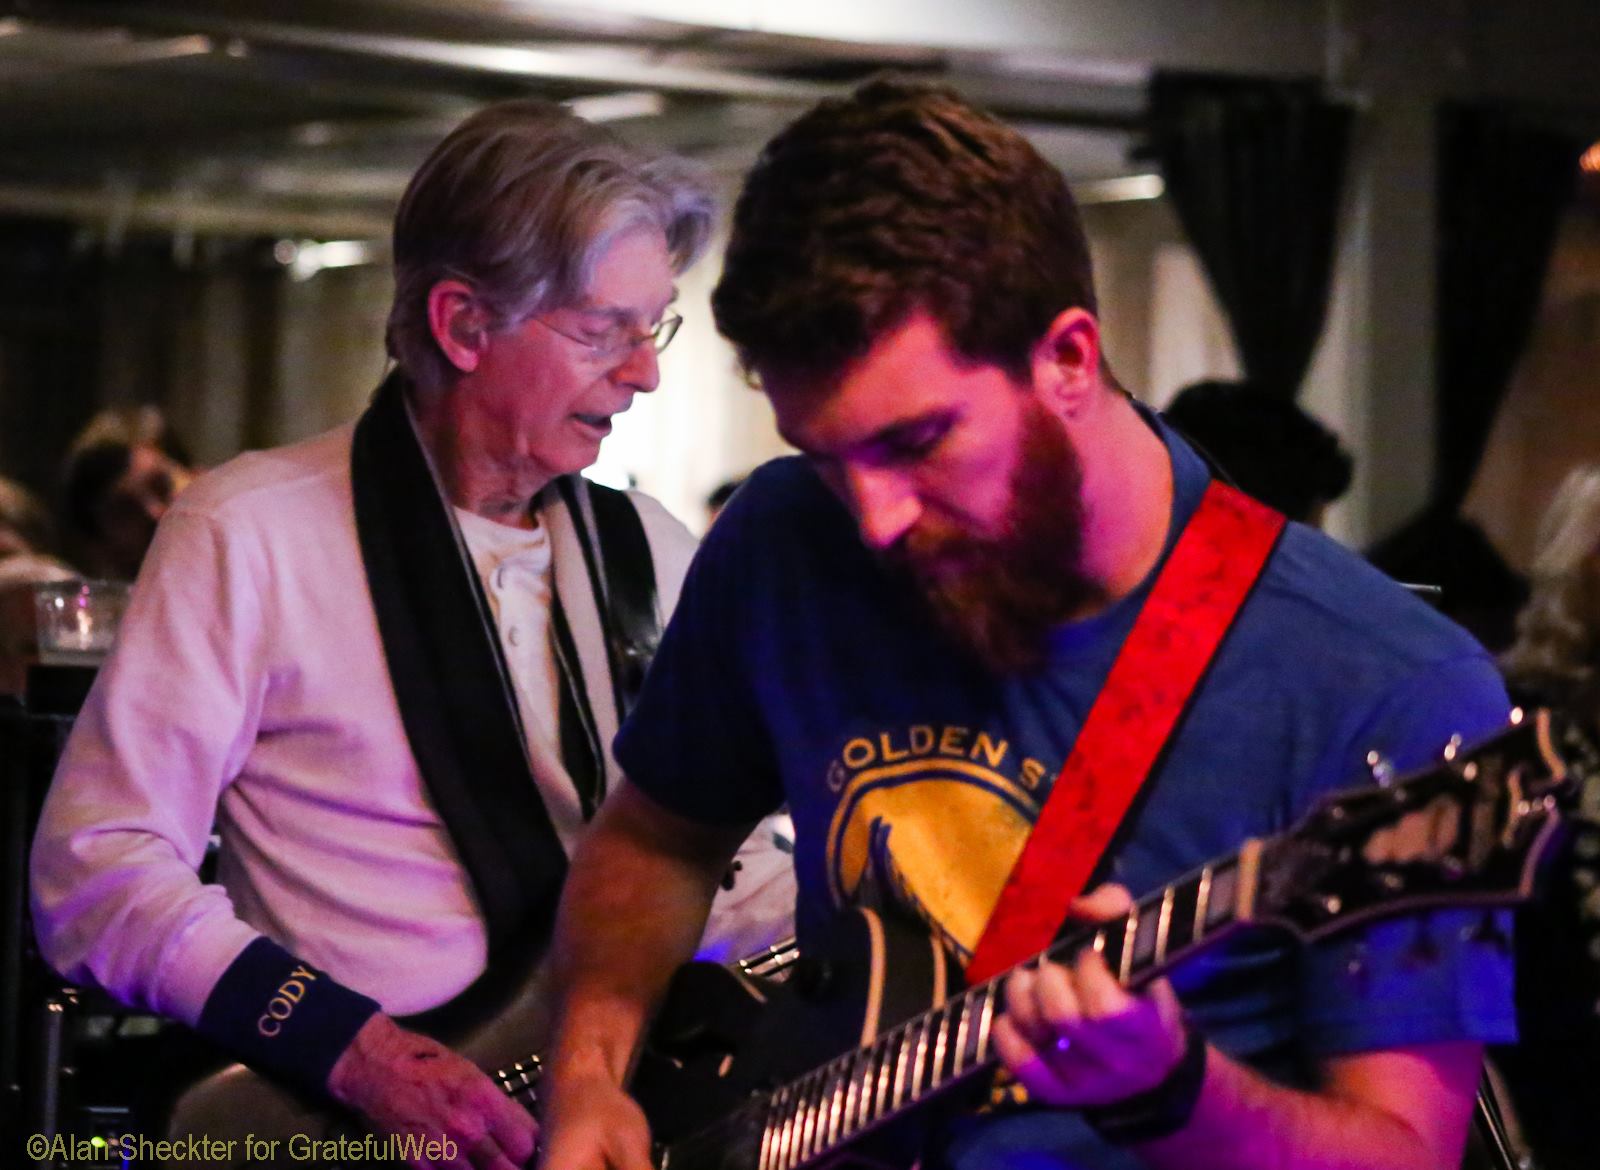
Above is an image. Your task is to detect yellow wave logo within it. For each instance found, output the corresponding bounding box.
[825,727,1048,959]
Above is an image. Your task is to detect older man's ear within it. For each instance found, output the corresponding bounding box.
[427,280,490,374]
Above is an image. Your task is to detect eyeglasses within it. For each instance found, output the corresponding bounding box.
[531,310,683,360]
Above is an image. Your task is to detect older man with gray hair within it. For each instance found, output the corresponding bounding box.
[30,99,791,1169]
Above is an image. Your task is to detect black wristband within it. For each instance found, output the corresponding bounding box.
[1082,1023,1208,1145]
[197,937,380,1098]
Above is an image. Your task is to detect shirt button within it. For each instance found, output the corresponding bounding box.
[494,566,507,590]
[508,625,521,646]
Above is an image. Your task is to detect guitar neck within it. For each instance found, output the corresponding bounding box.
[737,841,1264,1170]
[495,1056,543,1114]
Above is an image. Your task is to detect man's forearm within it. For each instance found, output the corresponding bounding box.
[1136,1044,1478,1170]
[544,785,745,1088]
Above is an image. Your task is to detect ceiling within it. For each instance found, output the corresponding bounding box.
[0,0,1153,246]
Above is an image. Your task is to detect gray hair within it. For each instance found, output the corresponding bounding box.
[386,99,716,389]
[1501,464,1600,689]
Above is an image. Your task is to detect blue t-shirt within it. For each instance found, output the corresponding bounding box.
[617,415,1515,1169]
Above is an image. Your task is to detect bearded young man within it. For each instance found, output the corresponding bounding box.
[537,80,1514,1170]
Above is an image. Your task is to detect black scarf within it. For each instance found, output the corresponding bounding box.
[351,372,567,963]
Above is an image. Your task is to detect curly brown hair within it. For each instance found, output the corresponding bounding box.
[712,78,1098,388]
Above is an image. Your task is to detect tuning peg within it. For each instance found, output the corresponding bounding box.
[1441,733,1464,762]
[1462,913,1511,953]
[1365,751,1396,788]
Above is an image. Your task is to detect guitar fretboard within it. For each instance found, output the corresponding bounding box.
[496,1056,542,1112]
[750,843,1262,1170]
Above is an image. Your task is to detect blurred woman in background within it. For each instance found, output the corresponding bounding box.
[1496,462,1600,1170]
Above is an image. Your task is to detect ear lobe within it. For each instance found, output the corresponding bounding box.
[427,279,490,374]
[1030,307,1102,417]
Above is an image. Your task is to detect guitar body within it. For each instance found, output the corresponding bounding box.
[637,908,977,1170]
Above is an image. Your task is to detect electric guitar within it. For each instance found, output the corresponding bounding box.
[169,708,1594,1169]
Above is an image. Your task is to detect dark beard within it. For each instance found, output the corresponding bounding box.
[886,402,1102,675]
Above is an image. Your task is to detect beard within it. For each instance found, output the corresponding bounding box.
[884,400,1102,675]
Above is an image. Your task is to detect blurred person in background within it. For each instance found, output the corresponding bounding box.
[0,474,58,561]
[1163,379,1353,529]
[60,404,195,581]
[704,474,746,527]
[1494,462,1600,1170]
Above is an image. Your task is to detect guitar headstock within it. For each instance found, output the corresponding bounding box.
[1254,708,1597,941]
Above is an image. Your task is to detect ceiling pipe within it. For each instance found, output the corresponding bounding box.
[24,9,843,103]
[0,183,392,239]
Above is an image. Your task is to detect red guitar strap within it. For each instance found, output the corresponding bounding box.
[965,481,1285,983]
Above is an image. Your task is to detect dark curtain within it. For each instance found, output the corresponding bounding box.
[1146,71,1354,398]
[1365,107,1579,653]
[1433,104,1581,514]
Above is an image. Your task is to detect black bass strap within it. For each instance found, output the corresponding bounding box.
[558,476,661,716]
[551,475,661,818]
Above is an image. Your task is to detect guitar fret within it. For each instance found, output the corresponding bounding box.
[941,1001,963,1083]
[876,1037,902,1133]
[823,1062,845,1149]
[858,1044,882,1129]
[975,982,998,1064]
[892,1021,914,1109]
[844,1056,857,1139]
[914,1011,936,1095]
[763,1087,786,1170]
[1119,909,1138,983]
[812,1069,838,1158]
[779,1082,803,1170]
[812,1066,836,1159]
[758,1093,776,1170]
[929,1006,950,1093]
[797,1070,823,1162]
[965,991,986,1067]
[839,1052,862,1140]
[844,1051,867,1138]
[840,1056,861,1143]
[1154,886,1176,967]
[952,995,973,1079]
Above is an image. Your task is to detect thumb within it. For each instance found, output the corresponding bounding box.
[1068,883,1134,923]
